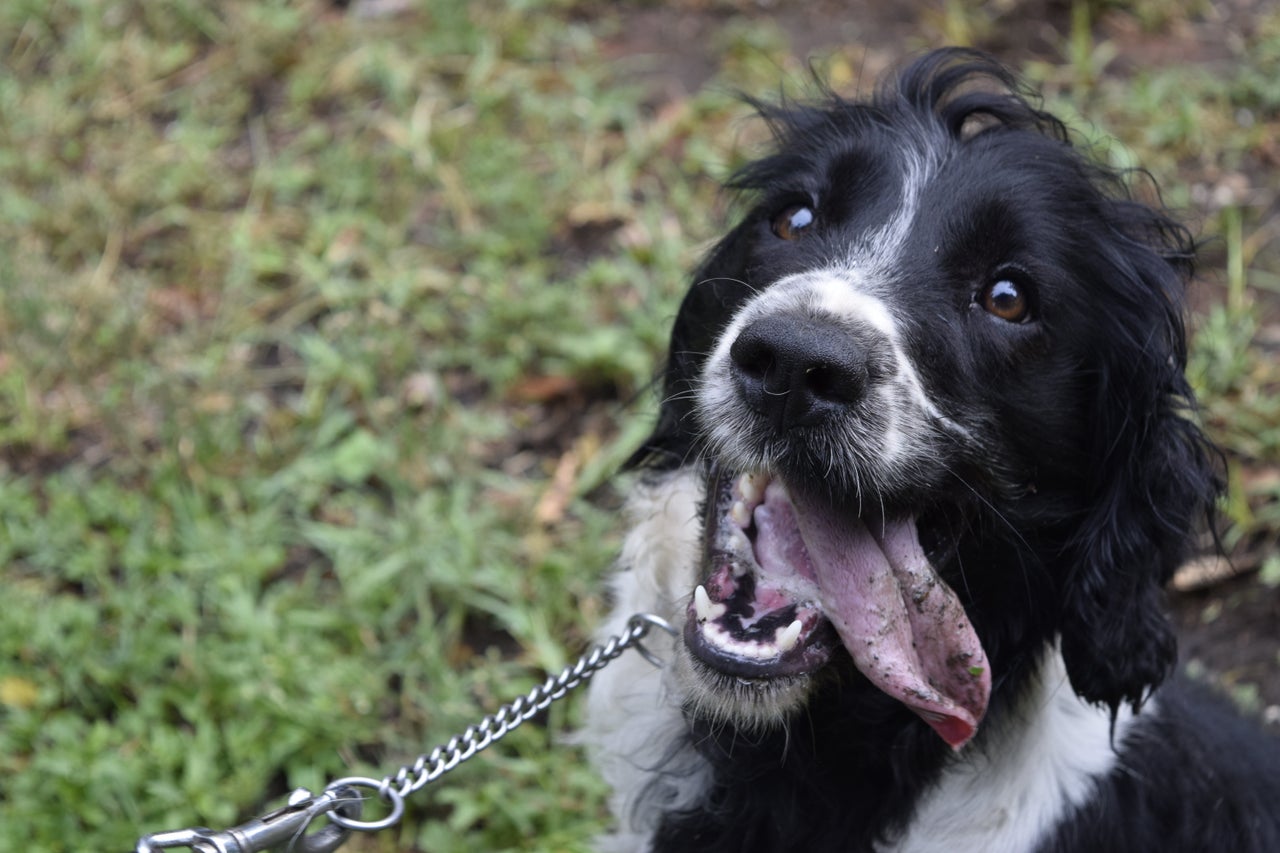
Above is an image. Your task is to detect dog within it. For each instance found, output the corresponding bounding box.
[582,49,1280,852]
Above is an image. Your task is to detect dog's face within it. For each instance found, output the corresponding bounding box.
[637,51,1217,747]
[696,129,1087,504]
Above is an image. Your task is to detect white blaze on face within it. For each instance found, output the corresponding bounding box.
[695,148,978,478]
[695,264,965,485]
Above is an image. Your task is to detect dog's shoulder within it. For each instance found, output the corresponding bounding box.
[1037,677,1280,852]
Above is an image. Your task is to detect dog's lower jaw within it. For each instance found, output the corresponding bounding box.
[673,645,820,734]
[599,466,825,732]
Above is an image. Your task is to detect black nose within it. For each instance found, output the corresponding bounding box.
[729,314,871,432]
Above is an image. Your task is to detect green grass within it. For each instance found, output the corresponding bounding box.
[1,1,1277,851]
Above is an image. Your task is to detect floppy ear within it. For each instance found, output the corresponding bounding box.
[626,220,759,470]
[1058,214,1220,716]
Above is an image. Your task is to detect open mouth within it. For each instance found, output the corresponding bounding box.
[685,468,836,679]
[686,464,992,749]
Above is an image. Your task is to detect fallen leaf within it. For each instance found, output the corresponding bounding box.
[0,676,39,710]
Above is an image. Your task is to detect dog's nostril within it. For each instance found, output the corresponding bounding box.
[728,334,776,381]
[803,364,845,402]
[729,314,870,430]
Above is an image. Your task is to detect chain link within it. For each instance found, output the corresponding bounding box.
[134,612,675,853]
[381,613,673,803]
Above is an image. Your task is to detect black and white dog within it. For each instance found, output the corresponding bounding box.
[583,49,1280,852]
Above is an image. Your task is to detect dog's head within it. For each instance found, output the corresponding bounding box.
[634,49,1218,747]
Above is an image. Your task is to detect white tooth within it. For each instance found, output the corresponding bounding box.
[694,585,713,622]
[730,500,751,528]
[738,472,761,504]
[776,619,803,653]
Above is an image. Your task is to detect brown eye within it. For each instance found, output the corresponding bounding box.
[982,278,1030,323]
[771,204,815,240]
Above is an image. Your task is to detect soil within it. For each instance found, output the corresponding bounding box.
[593,0,1280,727]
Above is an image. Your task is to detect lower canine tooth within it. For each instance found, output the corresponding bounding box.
[693,584,726,622]
[694,585,712,621]
[730,500,751,527]
[776,619,803,653]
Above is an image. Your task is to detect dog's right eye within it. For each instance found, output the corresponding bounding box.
[771,205,815,240]
[980,277,1032,323]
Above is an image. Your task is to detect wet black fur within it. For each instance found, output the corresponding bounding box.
[625,49,1280,852]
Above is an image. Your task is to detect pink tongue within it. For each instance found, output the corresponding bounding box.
[781,493,991,749]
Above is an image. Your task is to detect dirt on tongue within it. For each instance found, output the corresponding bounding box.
[762,487,991,749]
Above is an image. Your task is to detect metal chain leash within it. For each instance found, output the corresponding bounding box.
[135,613,676,853]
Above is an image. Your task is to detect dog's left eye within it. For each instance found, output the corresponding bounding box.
[981,277,1031,323]
[771,204,815,240]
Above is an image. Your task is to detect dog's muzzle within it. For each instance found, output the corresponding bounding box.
[728,313,883,432]
[687,465,991,749]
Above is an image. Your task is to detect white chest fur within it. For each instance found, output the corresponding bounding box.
[887,651,1136,853]
[581,470,711,852]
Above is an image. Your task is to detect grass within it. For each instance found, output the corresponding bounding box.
[0,1,1277,851]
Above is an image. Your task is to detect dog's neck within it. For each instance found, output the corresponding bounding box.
[649,646,1133,853]
[894,647,1136,853]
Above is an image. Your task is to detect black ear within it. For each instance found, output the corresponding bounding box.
[1058,210,1220,716]
[626,220,758,471]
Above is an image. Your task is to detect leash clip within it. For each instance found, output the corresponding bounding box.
[135,785,362,853]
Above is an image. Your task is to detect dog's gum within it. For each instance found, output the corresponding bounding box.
[705,564,739,598]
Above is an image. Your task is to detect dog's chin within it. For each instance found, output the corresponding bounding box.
[673,645,823,732]
[677,462,992,748]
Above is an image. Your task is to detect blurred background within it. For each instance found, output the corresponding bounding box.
[0,1,1276,850]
